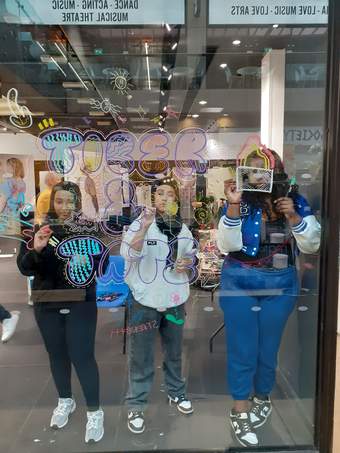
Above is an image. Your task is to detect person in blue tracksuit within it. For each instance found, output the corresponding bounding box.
[216,148,321,448]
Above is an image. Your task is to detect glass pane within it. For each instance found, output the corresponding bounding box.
[0,1,328,451]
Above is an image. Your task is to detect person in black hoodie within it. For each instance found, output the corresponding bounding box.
[17,181,105,444]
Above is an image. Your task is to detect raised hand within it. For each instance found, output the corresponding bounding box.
[225,181,242,205]
[140,206,156,229]
[34,225,53,253]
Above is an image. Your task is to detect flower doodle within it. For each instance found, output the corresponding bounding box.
[56,236,105,288]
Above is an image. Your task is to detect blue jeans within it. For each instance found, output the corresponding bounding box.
[125,293,186,411]
[219,260,298,400]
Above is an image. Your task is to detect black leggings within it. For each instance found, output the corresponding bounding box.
[34,302,99,410]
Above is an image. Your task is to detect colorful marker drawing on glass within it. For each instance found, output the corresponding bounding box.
[165,311,185,325]
[56,236,105,288]
[39,127,82,175]
[89,98,127,124]
[6,88,33,129]
[64,211,99,234]
[110,68,133,96]
[166,292,185,325]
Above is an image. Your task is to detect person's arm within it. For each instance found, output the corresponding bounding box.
[120,207,155,260]
[216,182,243,254]
[17,225,53,276]
[275,197,321,254]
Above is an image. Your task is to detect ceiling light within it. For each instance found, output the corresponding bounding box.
[273,24,279,28]
[54,42,67,61]
[63,81,86,88]
[76,98,92,104]
[161,90,165,96]
[171,42,178,50]
[50,56,67,77]
[162,65,168,72]
[220,63,227,68]
[200,107,223,113]
[167,74,172,81]
[163,106,167,111]
[192,114,199,118]
[223,113,229,117]
[165,23,172,32]
[35,41,45,52]
[68,62,89,90]
[199,100,207,105]
[2,127,7,131]
[232,39,241,46]
[144,42,151,90]
[97,120,111,126]
[89,111,105,116]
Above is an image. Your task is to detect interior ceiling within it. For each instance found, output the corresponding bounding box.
[0,22,328,136]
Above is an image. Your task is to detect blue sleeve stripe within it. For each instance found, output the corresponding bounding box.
[291,219,307,233]
[223,216,241,227]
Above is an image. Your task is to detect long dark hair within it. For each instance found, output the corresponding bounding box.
[46,181,82,222]
[241,149,298,219]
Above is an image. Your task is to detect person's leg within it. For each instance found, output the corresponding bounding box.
[248,269,298,430]
[65,301,105,443]
[125,296,160,412]
[34,307,72,398]
[0,304,11,322]
[159,304,186,398]
[34,307,75,429]
[254,273,297,397]
[65,302,99,411]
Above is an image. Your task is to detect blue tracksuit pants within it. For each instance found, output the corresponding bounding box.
[219,259,298,400]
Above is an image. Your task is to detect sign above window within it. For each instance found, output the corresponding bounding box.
[3,0,185,25]
[209,0,328,25]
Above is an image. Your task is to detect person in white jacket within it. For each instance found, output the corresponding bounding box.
[216,148,321,448]
[120,178,197,434]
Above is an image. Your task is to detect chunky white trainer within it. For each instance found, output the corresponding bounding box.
[249,396,272,428]
[50,398,76,429]
[1,311,20,343]
[168,394,194,414]
[85,408,104,443]
[230,410,259,447]
[127,411,145,434]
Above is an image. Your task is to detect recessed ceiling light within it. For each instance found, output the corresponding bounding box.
[192,114,199,118]
[223,113,229,117]
[97,121,111,126]
[273,24,279,28]
[232,39,241,46]
[199,100,207,105]
[220,63,227,68]
[89,111,105,116]
[2,127,7,131]
[171,42,178,50]
[200,107,223,113]
[76,98,92,104]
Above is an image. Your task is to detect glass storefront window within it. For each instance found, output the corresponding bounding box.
[0,1,332,451]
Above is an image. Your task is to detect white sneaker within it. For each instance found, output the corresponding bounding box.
[85,408,104,443]
[230,410,258,447]
[168,394,194,414]
[50,398,76,429]
[1,311,20,343]
[127,411,145,434]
